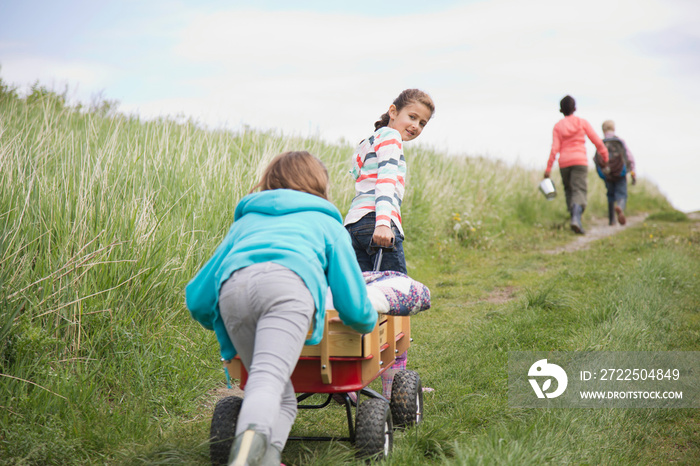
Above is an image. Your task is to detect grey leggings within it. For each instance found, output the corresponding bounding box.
[219,262,315,450]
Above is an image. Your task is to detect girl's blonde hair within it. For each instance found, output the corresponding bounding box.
[251,151,329,200]
[374,88,435,130]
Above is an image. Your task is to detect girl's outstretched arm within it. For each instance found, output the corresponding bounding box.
[326,233,377,334]
[584,120,609,163]
[185,224,238,329]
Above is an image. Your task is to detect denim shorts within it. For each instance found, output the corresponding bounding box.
[345,212,406,274]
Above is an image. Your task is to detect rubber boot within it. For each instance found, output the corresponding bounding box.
[608,201,616,226]
[570,204,585,234]
[229,426,268,466]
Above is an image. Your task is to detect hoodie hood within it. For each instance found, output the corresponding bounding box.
[557,115,584,138]
[234,189,342,223]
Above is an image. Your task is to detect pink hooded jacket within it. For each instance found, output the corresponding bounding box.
[546,115,608,172]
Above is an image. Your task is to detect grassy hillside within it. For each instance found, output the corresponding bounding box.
[1,83,696,465]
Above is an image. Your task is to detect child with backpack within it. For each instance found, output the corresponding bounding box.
[186,151,377,466]
[594,120,637,226]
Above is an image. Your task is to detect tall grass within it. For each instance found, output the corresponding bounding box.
[0,83,687,465]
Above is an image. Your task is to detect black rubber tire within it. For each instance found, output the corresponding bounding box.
[209,395,243,466]
[390,370,423,428]
[355,398,393,460]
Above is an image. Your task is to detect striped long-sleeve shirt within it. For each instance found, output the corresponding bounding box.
[344,127,406,236]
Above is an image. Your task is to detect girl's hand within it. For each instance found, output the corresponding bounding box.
[372,225,395,248]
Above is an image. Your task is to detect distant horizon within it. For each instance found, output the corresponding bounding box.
[1,0,698,212]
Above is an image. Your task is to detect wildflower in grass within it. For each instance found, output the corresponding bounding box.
[450,211,490,249]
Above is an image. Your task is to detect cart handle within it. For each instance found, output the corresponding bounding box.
[369,239,395,271]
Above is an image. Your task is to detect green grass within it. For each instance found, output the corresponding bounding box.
[646,210,689,222]
[1,81,697,465]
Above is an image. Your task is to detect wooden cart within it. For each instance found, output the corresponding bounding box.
[225,310,410,392]
[209,311,423,464]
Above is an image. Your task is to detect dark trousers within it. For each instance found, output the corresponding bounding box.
[560,165,588,213]
[345,212,407,274]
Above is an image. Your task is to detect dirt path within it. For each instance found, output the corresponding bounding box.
[544,213,649,254]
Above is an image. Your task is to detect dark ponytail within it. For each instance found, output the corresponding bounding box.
[373,88,435,131]
[374,113,391,130]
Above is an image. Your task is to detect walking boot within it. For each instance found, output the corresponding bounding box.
[614,204,626,225]
[570,204,585,235]
[229,426,268,466]
[608,201,616,226]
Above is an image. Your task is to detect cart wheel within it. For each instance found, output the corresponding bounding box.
[355,398,393,460]
[390,370,423,428]
[209,396,243,466]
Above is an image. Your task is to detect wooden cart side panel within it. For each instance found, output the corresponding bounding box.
[300,311,392,358]
[395,316,410,355]
[223,314,412,389]
[299,333,364,357]
[360,320,382,382]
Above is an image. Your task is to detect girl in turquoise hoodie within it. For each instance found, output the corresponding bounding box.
[186,151,377,466]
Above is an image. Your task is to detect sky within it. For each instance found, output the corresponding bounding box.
[1,0,699,212]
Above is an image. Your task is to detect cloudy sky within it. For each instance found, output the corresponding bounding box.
[1,0,698,212]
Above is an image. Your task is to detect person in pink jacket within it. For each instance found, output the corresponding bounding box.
[544,95,608,234]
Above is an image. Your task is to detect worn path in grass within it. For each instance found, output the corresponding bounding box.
[544,213,648,254]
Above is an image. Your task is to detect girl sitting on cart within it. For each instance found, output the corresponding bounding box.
[186,151,377,466]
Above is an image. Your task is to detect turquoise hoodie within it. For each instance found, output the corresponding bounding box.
[185,189,377,360]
